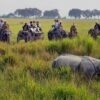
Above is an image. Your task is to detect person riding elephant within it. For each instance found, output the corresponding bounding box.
[18,21,44,42]
[33,21,36,28]
[28,21,32,28]
[68,24,78,38]
[23,23,29,31]
[0,19,4,30]
[48,19,68,40]
[94,22,100,30]
[1,21,9,32]
[53,19,61,31]
[0,21,11,43]
[29,21,36,33]
[59,21,63,30]
[94,22,100,34]
[36,21,42,33]
[70,24,77,33]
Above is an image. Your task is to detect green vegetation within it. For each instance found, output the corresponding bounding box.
[0,19,100,100]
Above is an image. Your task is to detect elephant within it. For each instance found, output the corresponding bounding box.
[0,29,11,43]
[48,29,68,40]
[17,30,44,42]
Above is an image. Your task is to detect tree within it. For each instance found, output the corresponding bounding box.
[91,9,100,18]
[68,9,82,19]
[43,9,60,18]
[14,8,42,18]
[82,10,92,19]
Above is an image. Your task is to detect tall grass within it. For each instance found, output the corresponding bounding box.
[0,36,99,100]
[0,19,99,100]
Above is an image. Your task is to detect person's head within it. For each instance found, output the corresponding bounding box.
[59,21,62,25]
[36,21,39,24]
[24,23,27,25]
[52,25,55,28]
[0,19,4,22]
[4,21,7,25]
[33,21,36,23]
[3,21,9,29]
[36,21,39,26]
[73,22,75,25]
[54,19,59,22]
[30,21,33,24]
[72,23,76,27]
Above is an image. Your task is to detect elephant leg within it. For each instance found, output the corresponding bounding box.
[17,37,20,42]
[17,36,22,43]
[25,37,28,42]
[7,35,10,43]
[25,36,30,42]
[92,34,97,39]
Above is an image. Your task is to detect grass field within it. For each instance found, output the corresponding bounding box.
[0,18,100,100]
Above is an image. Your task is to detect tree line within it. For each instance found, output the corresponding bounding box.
[69,9,100,19]
[1,8,60,18]
[1,8,100,19]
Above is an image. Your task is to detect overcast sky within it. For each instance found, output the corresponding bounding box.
[0,0,100,16]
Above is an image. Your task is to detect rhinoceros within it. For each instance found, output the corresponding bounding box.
[52,54,100,80]
[80,56,100,79]
[52,54,82,71]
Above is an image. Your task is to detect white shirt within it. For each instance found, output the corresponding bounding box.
[55,22,60,28]
[0,22,4,29]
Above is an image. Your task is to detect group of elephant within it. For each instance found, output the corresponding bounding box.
[0,23,100,43]
[0,24,78,43]
[17,24,78,42]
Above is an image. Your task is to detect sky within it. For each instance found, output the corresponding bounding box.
[0,0,100,17]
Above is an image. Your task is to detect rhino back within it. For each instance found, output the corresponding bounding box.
[52,55,82,71]
[84,56,100,67]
